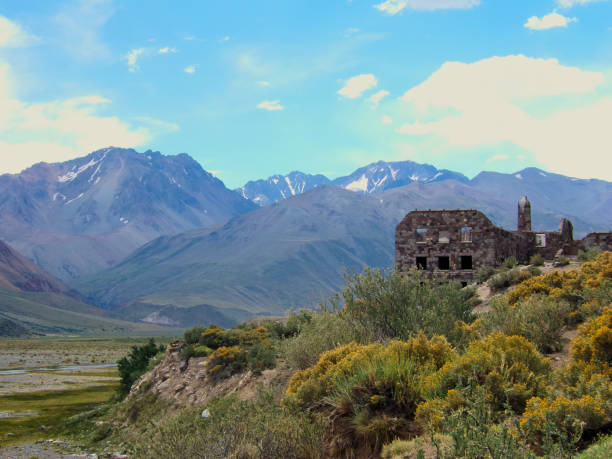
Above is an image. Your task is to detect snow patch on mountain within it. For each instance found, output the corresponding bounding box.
[346,174,369,192]
[285,176,296,196]
[65,193,84,205]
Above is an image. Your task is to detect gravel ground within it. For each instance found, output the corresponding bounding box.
[0,440,100,458]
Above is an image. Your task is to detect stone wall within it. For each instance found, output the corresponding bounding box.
[395,200,609,283]
[395,210,525,283]
[581,232,612,252]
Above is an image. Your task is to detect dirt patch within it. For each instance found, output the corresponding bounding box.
[549,328,579,369]
[129,345,290,413]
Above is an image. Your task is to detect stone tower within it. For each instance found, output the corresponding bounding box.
[518,196,532,232]
[559,218,574,241]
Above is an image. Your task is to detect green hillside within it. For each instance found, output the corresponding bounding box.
[0,289,176,336]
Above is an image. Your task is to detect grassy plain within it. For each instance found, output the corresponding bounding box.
[0,336,176,447]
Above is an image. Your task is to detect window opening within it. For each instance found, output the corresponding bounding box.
[416,257,427,269]
[439,231,450,243]
[460,227,472,242]
[461,255,473,270]
[536,233,546,247]
[438,256,450,270]
[415,228,428,243]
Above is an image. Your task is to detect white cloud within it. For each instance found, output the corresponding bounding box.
[0,15,36,47]
[257,100,284,111]
[256,80,272,87]
[374,0,480,15]
[368,90,390,108]
[382,115,393,124]
[219,36,230,43]
[126,48,145,72]
[184,65,196,74]
[557,0,610,7]
[525,11,577,30]
[158,46,177,54]
[0,60,175,174]
[396,55,612,180]
[338,74,378,99]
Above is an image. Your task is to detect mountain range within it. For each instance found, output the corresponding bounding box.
[237,160,469,205]
[76,166,612,327]
[0,148,255,281]
[2,148,611,329]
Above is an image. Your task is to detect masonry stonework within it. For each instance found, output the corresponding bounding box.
[395,196,612,283]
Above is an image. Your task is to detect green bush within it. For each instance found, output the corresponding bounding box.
[475,265,498,284]
[193,345,212,357]
[554,255,571,267]
[261,310,313,340]
[530,254,545,266]
[184,325,207,345]
[527,265,542,277]
[284,311,364,370]
[381,435,452,459]
[488,268,532,292]
[340,268,475,344]
[246,341,276,374]
[131,393,325,458]
[575,435,612,458]
[480,295,570,353]
[439,388,535,459]
[117,338,164,397]
[577,248,602,263]
[502,256,518,269]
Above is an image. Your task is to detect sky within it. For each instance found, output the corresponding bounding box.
[0,0,611,188]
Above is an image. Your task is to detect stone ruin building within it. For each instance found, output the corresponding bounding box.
[395,196,612,284]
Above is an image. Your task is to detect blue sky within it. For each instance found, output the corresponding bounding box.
[0,0,611,187]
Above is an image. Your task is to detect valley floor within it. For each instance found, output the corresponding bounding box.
[0,337,174,451]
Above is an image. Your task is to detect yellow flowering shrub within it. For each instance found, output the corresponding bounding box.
[284,341,364,405]
[415,389,467,431]
[236,326,270,346]
[508,252,612,306]
[284,334,454,457]
[520,395,608,443]
[199,326,232,349]
[570,306,612,375]
[428,333,551,413]
[206,346,246,382]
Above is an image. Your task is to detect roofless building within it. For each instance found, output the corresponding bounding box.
[395,197,612,284]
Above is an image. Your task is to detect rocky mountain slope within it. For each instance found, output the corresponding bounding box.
[0,148,256,281]
[0,239,69,294]
[76,187,397,326]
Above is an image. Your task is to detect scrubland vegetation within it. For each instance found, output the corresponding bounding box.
[57,251,612,458]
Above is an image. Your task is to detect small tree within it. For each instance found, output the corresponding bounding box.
[117,338,163,397]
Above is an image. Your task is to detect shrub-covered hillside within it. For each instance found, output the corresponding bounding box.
[63,251,612,458]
